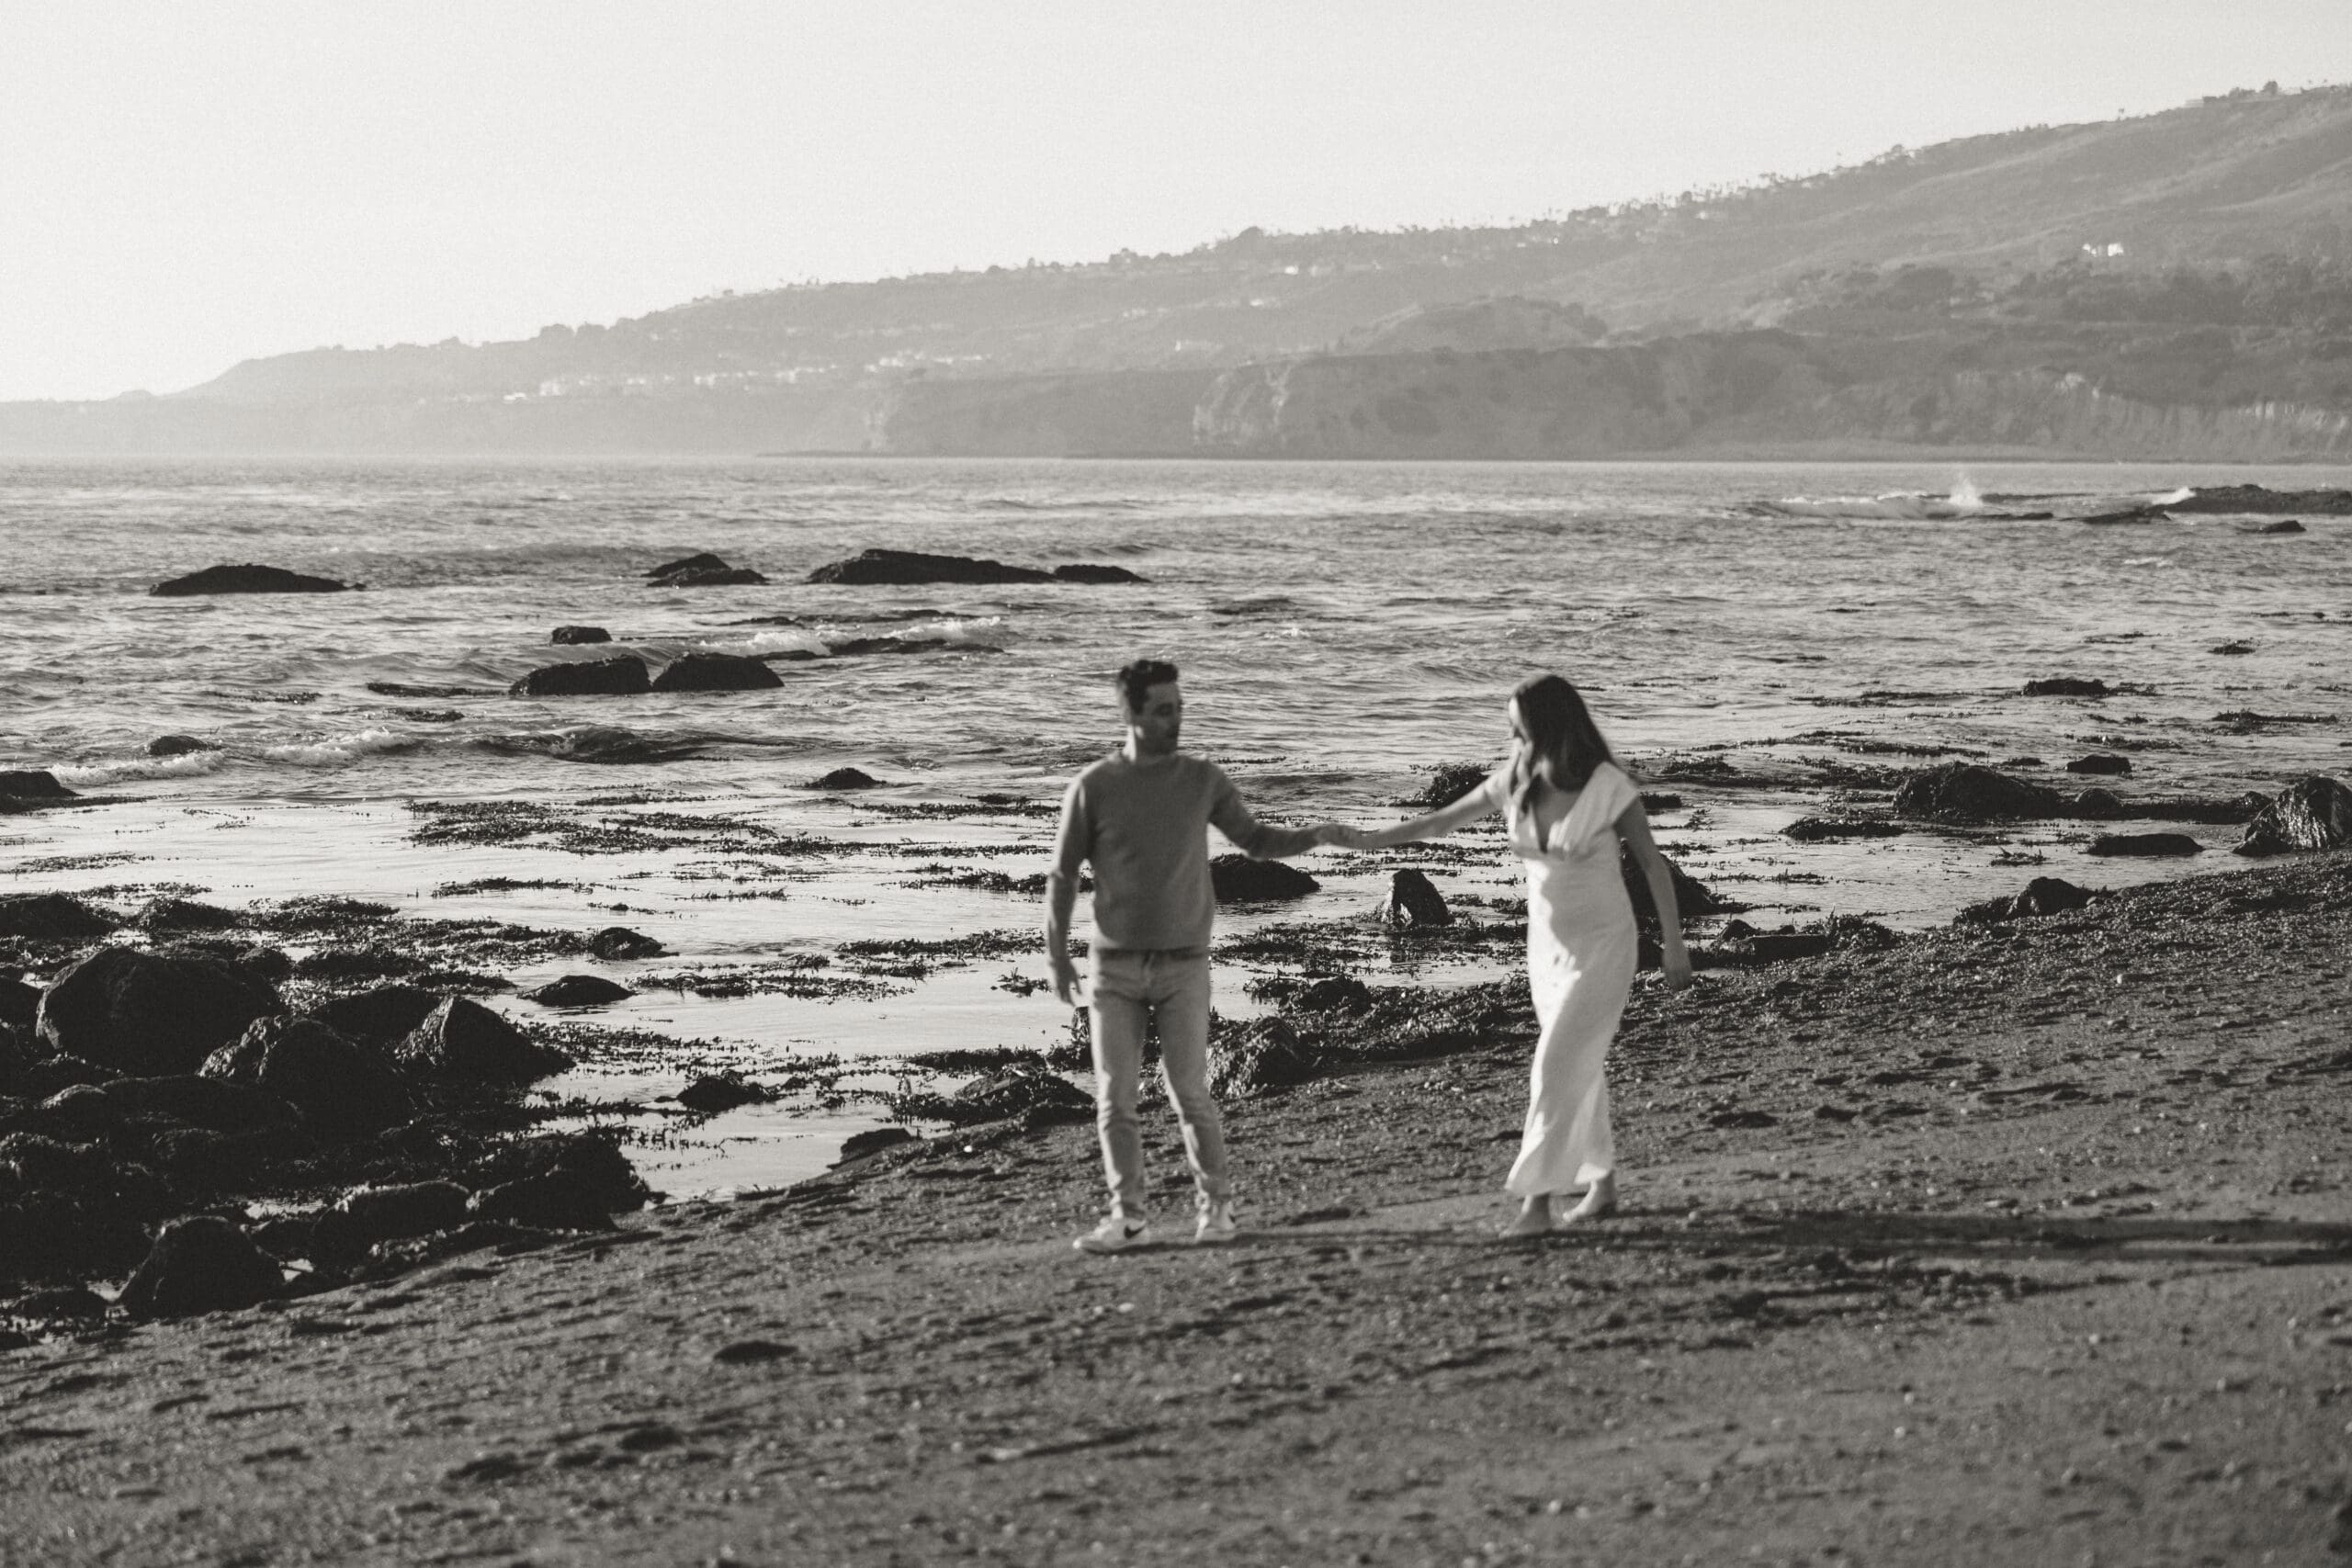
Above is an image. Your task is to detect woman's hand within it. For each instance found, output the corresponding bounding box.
[1317,822,1373,849]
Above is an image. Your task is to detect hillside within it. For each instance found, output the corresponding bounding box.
[6,81,2352,457]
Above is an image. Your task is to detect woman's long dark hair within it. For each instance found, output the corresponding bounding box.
[1508,673,1618,823]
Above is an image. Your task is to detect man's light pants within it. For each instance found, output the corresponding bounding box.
[1087,947,1227,1217]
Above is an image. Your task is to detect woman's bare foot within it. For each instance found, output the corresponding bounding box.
[1556,1174,1618,1224]
[1498,1195,1554,1238]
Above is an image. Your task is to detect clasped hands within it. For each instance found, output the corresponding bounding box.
[1313,822,1375,850]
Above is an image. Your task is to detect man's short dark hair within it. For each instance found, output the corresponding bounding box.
[1115,659,1180,713]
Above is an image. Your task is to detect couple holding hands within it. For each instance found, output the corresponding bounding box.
[1043,660,1692,1254]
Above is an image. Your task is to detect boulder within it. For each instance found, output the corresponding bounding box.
[140,1126,302,1191]
[148,734,220,757]
[520,975,634,1007]
[36,944,282,1076]
[551,626,611,645]
[151,564,348,596]
[10,1055,110,1100]
[2072,788,2126,819]
[1051,563,1148,584]
[304,985,443,1050]
[945,1064,1093,1126]
[656,566,768,588]
[29,1083,119,1140]
[509,656,651,697]
[1782,817,1904,841]
[2021,677,2110,698]
[132,897,241,933]
[650,652,783,693]
[588,927,667,961]
[1411,761,1490,808]
[2086,832,2202,858]
[1956,879,2107,926]
[2239,519,2306,535]
[2235,775,2352,856]
[1210,854,1320,903]
[395,998,571,1086]
[1374,869,1452,929]
[805,766,885,791]
[1208,1018,1318,1096]
[469,1132,651,1214]
[2065,754,2132,775]
[0,892,118,940]
[0,771,76,800]
[1621,848,1724,925]
[117,1216,282,1317]
[311,1181,471,1261]
[675,1073,775,1113]
[468,1172,616,1233]
[1893,763,2065,823]
[837,1126,918,1164]
[201,1016,413,1143]
[805,548,1054,586]
[96,1074,300,1134]
[646,552,731,580]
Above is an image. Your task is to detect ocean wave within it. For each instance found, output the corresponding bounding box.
[1208,596,1303,617]
[260,728,419,767]
[51,750,230,785]
[722,629,830,658]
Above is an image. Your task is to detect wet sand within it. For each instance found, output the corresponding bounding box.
[6,850,2348,1565]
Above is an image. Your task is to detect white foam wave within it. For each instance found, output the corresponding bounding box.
[259,728,417,767]
[52,750,229,785]
[900,616,1006,646]
[722,629,830,658]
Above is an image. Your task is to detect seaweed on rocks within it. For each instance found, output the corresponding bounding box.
[673,1073,776,1113]
[888,1062,1091,1127]
[834,929,1038,980]
[1957,876,2097,924]
[637,958,899,1002]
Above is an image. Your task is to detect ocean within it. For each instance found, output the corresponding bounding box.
[3,456,2346,1193]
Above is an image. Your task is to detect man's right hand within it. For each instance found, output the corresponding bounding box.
[1049,954,1082,1006]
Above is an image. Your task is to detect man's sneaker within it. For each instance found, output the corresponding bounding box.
[1073,1214,1149,1254]
[1193,1200,1238,1246]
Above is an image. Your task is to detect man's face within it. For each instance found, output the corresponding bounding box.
[1126,681,1182,756]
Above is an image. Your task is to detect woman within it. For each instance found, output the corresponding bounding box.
[1338,675,1692,1236]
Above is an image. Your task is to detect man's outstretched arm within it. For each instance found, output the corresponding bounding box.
[1209,774,1333,860]
[1043,783,1086,1003]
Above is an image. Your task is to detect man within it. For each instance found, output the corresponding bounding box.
[1045,659,1339,1254]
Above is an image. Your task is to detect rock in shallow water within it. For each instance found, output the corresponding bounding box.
[0,771,76,801]
[1210,854,1319,903]
[394,998,571,1086]
[118,1216,282,1317]
[550,625,610,644]
[37,945,281,1077]
[1375,869,1452,929]
[147,734,220,757]
[510,656,651,697]
[2235,774,2352,856]
[1894,762,2065,823]
[2022,677,2110,698]
[650,652,782,693]
[675,1073,775,1113]
[522,975,634,1008]
[2065,754,2132,775]
[590,927,667,960]
[150,563,349,596]
[806,766,885,790]
[806,547,1053,586]
[2086,832,2202,858]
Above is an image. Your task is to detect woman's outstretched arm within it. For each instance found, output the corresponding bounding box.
[1335,774,1502,850]
[1615,802,1694,989]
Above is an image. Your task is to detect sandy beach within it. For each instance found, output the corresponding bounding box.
[5,846,2347,1566]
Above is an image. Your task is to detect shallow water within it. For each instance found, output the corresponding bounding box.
[3,457,2346,1193]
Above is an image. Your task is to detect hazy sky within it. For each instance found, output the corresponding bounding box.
[6,2,2347,400]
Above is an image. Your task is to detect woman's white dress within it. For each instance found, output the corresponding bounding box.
[1478,761,1642,1197]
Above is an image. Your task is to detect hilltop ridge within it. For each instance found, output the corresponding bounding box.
[8,82,2352,457]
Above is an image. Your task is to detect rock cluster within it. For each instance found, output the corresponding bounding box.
[805,548,1141,585]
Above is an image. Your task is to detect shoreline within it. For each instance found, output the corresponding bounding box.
[5,846,2350,1562]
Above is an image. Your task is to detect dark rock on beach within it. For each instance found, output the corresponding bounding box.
[1050,563,1147,583]
[1958,876,2097,924]
[117,1216,282,1317]
[2235,774,2352,856]
[589,927,667,961]
[510,656,651,697]
[807,547,1054,586]
[0,892,119,941]
[521,975,633,1008]
[837,1126,918,1164]
[675,1073,775,1114]
[551,626,611,644]
[469,1172,616,1233]
[2065,754,2132,775]
[150,563,349,597]
[312,1182,472,1261]
[2086,832,2202,858]
[1209,1017,1318,1097]
[37,945,281,1077]
[0,771,77,801]
[469,1131,651,1215]
[2021,677,2110,697]
[1375,868,1453,929]
[133,897,241,933]
[1894,762,2064,823]
[148,734,220,757]
[394,998,572,1086]
[2072,787,2125,819]
[1622,848,1724,924]
[1409,762,1490,808]
[1782,816,1905,841]
[650,651,783,693]
[305,985,443,1050]
[201,1016,412,1143]
[806,766,885,790]
[1211,854,1320,903]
